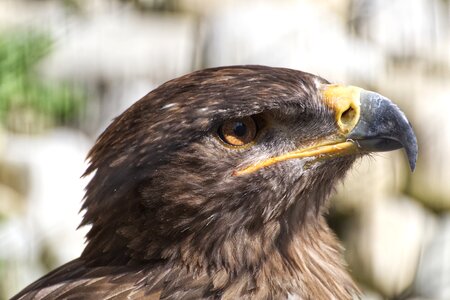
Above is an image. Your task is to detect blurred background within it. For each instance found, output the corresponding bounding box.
[0,0,449,299]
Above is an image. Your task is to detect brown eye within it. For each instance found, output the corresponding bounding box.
[218,116,257,146]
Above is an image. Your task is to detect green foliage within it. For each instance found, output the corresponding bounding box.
[0,30,85,133]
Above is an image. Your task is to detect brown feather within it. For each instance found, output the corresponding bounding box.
[12,66,360,300]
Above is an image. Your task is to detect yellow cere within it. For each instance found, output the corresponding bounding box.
[321,84,362,134]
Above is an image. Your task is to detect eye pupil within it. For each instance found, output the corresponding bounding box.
[233,122,247,137]
[218,116,258,147]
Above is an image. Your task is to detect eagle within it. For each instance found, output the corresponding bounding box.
[12,66,417,300]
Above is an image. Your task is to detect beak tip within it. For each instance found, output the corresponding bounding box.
[408,155,417,172]
[404,123,418,172]
[406,142,418,172]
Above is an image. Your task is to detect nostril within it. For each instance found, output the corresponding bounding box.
[340,106,356,126]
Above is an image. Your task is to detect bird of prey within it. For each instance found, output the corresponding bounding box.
[12,66,417,300]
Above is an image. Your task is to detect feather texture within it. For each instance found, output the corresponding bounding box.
[12,66,360,300]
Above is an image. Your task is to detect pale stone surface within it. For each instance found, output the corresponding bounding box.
[0,217,43,298]
[203,0,385,84]
[36,5,197,134]
[360,288,383,300]
[41,10,197,84]
[350,0,449,63]
[0,183,23,217]
[413,214,450,299]
[344,196,437,297]
[2,129,91,296]
[0,0,66,30]
[333,150,407,212]
[408,83,450,210]
[376,67,450,210]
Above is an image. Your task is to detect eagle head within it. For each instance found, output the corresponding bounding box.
[75,65,417,299]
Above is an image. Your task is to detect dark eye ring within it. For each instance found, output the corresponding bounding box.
[217,116,257,147]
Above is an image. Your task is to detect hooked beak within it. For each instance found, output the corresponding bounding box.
[347,90,418,171]
[234,85,418,176]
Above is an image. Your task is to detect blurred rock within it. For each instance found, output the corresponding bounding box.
[0,159,29,199]
[344,196,437,297]
[0,184,24,219]
[349,0,450,212]
[350,0,449,65]
[0,0,66,31]
[202,0,385,83]
[376,66,450,211]
[0,217,43,299]
[38,6,197,135]
[2,129,91,297]
[333,150,407,212]
[0,127,29,219]
[0,126,5,152]
[41,9,196,84]
[411,214,450,299]
[408,82,450,211]
[1,1,198,136]
[181,0,352,21]
[360,287,383,300]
